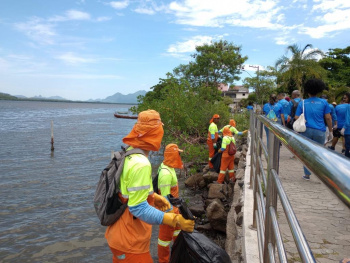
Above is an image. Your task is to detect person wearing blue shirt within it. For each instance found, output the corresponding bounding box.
[278,93,291,121]
[320,94,338,146]
[328,93,350,153]
[342,102,350,158]
[286,90,302,130]
[295,79,333,181]
[263,94,285,145]
[246,102,254,111]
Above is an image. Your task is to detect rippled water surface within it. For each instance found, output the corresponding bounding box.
[0,100,158,262]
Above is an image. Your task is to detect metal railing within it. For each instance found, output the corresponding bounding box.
[248,112,350,263]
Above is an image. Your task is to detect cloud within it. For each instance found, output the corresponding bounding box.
[134,7,156,15]
[14,17,56,45]
[167,35,213,54]
[299,0,350,38]
[96,16,112,22]
[56,52,96,64]
[49,10,91,22]
[108,1,129,9]
[168,0,284,29]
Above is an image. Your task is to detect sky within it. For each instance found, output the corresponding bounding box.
[0,0,349,101]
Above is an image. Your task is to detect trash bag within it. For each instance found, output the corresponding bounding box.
[170,230,231,263]
[210,152,222,173]
[168,195,231,263]
[214,137,222,154]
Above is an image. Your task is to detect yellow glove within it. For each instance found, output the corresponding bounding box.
[153,193,171,211]
[162,213,195,232]
[243,130,248,134]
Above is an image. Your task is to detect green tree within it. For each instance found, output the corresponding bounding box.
[243,67,277,108]
[131,40,249,165]
[174,40,247,89]
[275,44,327,94]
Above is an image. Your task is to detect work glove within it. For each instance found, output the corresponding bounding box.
[162,213,195,232]
[287,116,291,123]
[243,130,248,134]
[154,193,171,211]
[333,125,338,130]
[327,132,333,143]
[213,143,218,149]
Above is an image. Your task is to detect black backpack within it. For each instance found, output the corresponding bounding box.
[286,99,300,129]
[93,146,145,226]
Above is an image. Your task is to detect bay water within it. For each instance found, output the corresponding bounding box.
[0,100,162,262]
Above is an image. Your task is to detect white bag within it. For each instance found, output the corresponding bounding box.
[293,100,306,132]
[340,128,345,136]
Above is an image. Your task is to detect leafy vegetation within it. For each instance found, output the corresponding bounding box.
[131,41,249,164]
[275,44,327,95]
[0,92,18,100]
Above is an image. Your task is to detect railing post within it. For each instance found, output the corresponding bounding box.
[263,124,280,262]
[250,114,257,187]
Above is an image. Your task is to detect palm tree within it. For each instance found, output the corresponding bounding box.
[275,44,326,95]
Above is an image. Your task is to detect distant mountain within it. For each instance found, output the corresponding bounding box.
[101,90,147,104]
[0,92,18,100]
[1,90,147,103]
[32,95,68,100]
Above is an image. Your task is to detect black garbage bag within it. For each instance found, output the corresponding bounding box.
[168,195,231,263]
[214,137,222,154]
[210,152,222,173]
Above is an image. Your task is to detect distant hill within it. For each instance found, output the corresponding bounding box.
[1,90,148,104]
[0,92,18,100]
[99,90,147,104]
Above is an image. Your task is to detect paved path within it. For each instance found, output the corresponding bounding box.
[263,138,350,262]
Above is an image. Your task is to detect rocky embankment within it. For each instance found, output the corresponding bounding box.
[181,138,248,263]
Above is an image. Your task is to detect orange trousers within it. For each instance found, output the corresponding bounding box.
[217,155,234,183]
[207,141,215,168]
[109,247,153,263]
[157,223,181,263]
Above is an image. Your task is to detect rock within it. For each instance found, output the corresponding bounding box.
[236,211,243,226]
[205,198,222,208]
[203,164,209,173]
[203,172,219,184]
[206,199,227,233]
[235,169,245,180]
[238,160,246,169]
[189,205,205,218]
[196,223,212,231]
[208,183,233,199]
[234,152,241,164]
[185,173,205,188]
[241,145,248,156]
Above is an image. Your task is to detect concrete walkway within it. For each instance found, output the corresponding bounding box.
[245,134,350,262]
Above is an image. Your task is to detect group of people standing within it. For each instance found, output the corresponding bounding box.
[261,79,350,181]
[207,114,247,184]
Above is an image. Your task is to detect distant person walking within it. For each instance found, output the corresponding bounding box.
[246,102,254,111]
[286,90,302,129]
[294,79,333,181]
[320,94,338,146]
[328,93,350,153]
[343,103,350,158]
[263,94,285,144]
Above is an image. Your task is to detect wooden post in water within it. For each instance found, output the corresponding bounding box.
[51,120,54,151]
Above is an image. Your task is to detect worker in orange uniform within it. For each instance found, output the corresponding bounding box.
[219,119,248,137]
[156,143,184,263]
[217,126,236,184]
[207,114,220,170]
[105,110,195,263]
